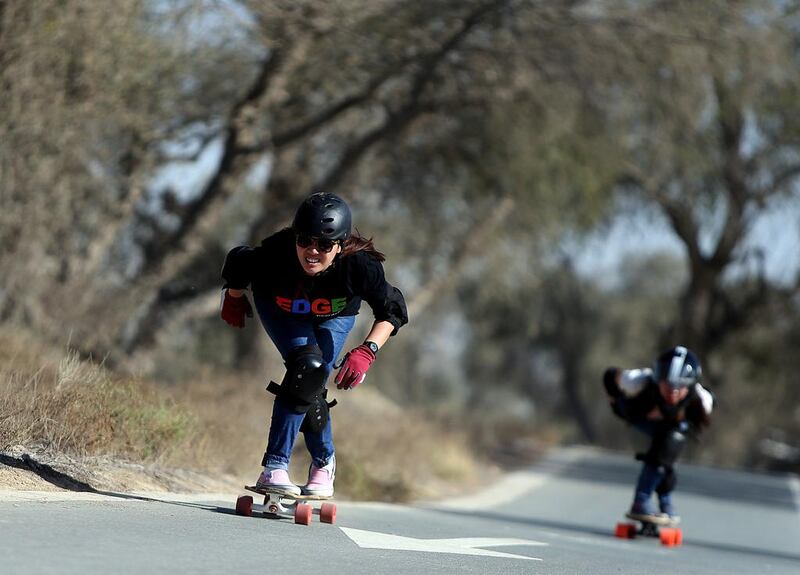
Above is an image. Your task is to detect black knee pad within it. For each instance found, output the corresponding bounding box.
[284,344,328,403]
[267,344,328,413]
[656,466,677,496]
[645,428,687,467]
[300,391,338,434]
[661,430,687,466]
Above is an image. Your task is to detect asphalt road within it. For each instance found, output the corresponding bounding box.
[1,447,798,574]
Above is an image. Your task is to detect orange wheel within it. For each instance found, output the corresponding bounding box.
[659,527,672,545]
[235,495,253,517]
[660,527,677,546]
[320,503,337,524]
[295,503,312,525]
[615,522,636,539]
[673,528,683,546]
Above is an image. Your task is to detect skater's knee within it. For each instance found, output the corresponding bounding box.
[645,429,686,467]
[656,466,677,496]
[268,344,328,413]
[662,430,687,465]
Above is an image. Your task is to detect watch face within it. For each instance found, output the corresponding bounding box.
[366,341,379,353]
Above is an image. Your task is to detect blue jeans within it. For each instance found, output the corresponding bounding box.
[254,297,355,470]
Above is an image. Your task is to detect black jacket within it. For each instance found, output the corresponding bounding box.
[604,367,713,430]
[623,381,710,429]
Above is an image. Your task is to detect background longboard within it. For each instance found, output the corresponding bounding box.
[615,514,683,546]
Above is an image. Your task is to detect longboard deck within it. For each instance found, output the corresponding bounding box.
[625,512,679,527]
[244,485,332,501]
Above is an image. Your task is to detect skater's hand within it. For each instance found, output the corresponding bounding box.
[334,344,376,390]
[220,290,253,328]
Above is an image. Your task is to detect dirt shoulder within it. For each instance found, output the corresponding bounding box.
[0,444,505,503]
[0,446,241,495]
[0,466,61,491]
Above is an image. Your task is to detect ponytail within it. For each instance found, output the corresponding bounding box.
[341,230,385,262]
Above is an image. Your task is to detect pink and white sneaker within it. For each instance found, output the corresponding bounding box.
[255,467,301,496]
[302,456,335,497]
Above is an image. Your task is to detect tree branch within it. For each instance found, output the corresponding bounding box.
[138,48,284,278]
[318,1,506,191]
[711,73,748,269]
[408,195,515,318]
[765,164,800,197]
[114,0,511,356]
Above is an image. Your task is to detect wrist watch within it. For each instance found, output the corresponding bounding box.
[364,340,379,354]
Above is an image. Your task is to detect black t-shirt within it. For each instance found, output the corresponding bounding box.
[221,228,408,334]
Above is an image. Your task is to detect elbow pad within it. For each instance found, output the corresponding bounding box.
[221,246,252,289]
[603,367,622,398]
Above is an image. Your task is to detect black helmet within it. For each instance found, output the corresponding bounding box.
[292,192,352,241]
[653,346,702,389]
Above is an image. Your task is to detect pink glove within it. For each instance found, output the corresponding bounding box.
[220,291,253,328]
[335,344,376,390]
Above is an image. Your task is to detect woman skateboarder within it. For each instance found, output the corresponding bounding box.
[603,346,714,523]
[220,192,408,497]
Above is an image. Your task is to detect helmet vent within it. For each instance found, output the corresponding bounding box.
[322,217,334,223]
[323,227,334,234]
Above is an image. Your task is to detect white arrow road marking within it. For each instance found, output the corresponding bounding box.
[340,527,547,561]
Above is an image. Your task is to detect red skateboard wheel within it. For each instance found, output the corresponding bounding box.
[295,503,312,525]
[235,495,253,517]
[615,522,636,539]
[674,528,683,545]
[660,527,682,546]
[320,503,337,524]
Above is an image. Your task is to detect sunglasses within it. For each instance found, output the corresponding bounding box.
[295,234,340,253]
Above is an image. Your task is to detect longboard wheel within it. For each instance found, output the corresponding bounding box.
[235,495,253,517]
[671,528,683,546]
[320,502,337,524]
[660,527,681,546]
[295,503,312,525]
[615,522,637,539]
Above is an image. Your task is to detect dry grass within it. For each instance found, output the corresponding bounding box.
[173,369,484,502]
[330,389,482,501]
[0,331,203,466]
[0,330,487,501]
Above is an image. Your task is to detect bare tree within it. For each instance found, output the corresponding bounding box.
[610,1,800,365]
[114,0,539,356]
[0,0,254,356]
